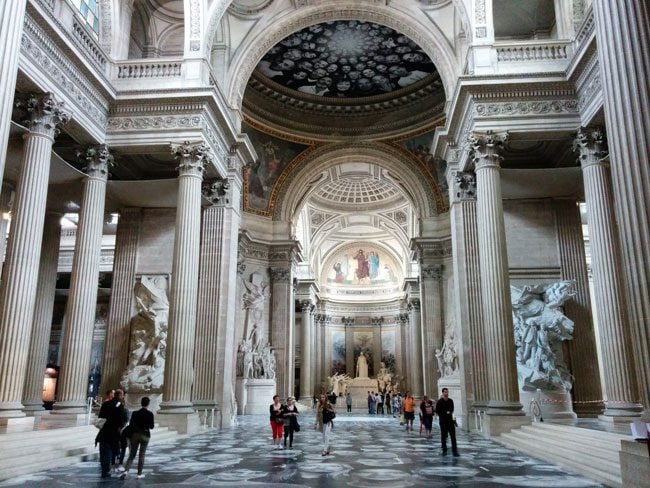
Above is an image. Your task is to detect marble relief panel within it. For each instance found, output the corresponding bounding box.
[331,329,346,374]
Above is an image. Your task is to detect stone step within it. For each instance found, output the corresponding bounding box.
[531,422,629,442]
[511,427,620,465]
[498,432,622,488]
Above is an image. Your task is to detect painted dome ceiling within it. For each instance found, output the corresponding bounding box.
[255,20,437,98]
[243,20,446,141]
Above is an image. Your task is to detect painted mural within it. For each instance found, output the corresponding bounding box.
[353,331,374,378]
[331,330,346,375]
[381,329,396,373]
[255,20,437,98]
[326,245,399,286]
[243,122,310,212]
[398,130,449,205]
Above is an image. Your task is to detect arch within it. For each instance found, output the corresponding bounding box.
[224,5,459,109]
[273,142,441,223]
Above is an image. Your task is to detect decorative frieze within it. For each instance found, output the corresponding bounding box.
[475,100,579,118]
[107,115,203,131]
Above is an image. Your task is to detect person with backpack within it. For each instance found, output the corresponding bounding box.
[315,393,336,456]
[420,395,435,439]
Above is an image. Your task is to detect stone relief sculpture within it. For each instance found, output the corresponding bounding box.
[377,362,393,392]
[435,322,459,378]
[511,281,576,392]
[241,271,269,340]
[120,276,169,392]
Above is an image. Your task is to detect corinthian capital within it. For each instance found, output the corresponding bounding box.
[469,131,508,170]
[421,264,443,280]
[573,127,608,169]
[171,141,211,177]
[452,171,476,202]
[202,177,230,205]
[77,144,114,181]
[17,93,71,139]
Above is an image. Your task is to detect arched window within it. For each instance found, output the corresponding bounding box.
[67,0,100,37]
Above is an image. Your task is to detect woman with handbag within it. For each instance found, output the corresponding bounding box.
[269,395,285,450]
[315,394,335,456]
[281,396,300,449]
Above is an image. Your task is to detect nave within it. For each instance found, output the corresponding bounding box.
[0,414,603,488]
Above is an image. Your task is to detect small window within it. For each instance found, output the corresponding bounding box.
[67,0,100,37]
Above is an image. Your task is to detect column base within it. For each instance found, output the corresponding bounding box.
[598,414,642,424]
[0,416,35,433]
[44,412,91,426]
[22,402,46,415]
[157,411,200,435]
[600,401,644,420]
[51,401,88,415]
[573,401,605,418]
[483,413,530,437]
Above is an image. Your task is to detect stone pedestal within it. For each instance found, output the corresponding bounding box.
[235,378,248,415]
[520,390,577,421]
[242,378,276,415]
[157,411,201,435]
[483,413,530,437]
[439,375,464,428]
[348,377,378,409]
[0,416,35,433]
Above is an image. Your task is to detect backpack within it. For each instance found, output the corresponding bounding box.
[323,408,336,424]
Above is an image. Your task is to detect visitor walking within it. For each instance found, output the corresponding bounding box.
[419,395,435,439]
[115,403,130,473]
[315,394,336,456]
[392,393,401,418]
[377,392,384,415]
[346,392,352,412]
[367,391,373,414]
[385,392,392,415]
[95,389,125,478]
[402,391,415,432]
[436,388,458,456]
[269,395,285,450]
[282,396,300,448]
[119,396,154,479]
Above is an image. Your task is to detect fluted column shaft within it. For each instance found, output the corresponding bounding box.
[194,166,242,427]
[553,198,604,416]
[299,301,312,400]
[408,300,424,398]
[0,0,28,187]
[576,129,642,416]
[100,208,141,394]
[310,310,317,395]
[450,171,488,408]
[593,0,650,410]
[270,266,294,398]
[55,146,112,413]
[472,133,523,415]
[0,94,69,417]
[159,142,208,414]
[420,265,443,397]
[0,183,15,276]
[22,213,61,412]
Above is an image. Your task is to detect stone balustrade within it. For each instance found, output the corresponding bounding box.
[495,41,571,62]
[71,21,107,71]
[116,60,183,80]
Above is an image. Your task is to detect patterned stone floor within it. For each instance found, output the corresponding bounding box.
[0,413,604,487]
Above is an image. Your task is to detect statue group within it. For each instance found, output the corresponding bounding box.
[511,280,576,392]
[120,276,169,393]
[435,323,459,379]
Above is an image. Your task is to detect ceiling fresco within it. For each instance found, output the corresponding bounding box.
[255,20,437,98]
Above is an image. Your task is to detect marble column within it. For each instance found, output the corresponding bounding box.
[593,0,650,410]
[193,165,242,427]
[22,212,62,413]
[0,183,15,275]
[54,145,112,414]
[420,264,443,398]
[0,0,28,188]
[269,266,294,398]
[310,309,317,396]
[553,198,604,416]
[471,132,525,432]
[575,129,642,417]
[450,171,488,410]
[299,300,312,401]
[100,208,141,395]
[158,142,209,433]
[408,299,424,398]
[0,94,69,420]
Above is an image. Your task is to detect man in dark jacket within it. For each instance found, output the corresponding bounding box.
[435,387,458,456]
[96,389,126,478]
[120,396,155,479]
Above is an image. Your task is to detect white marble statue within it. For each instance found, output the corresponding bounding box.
[237,339,276,380]
[435,323,460,378]
[120,276,169,392]
[356,351,369,378]
[377,362,393,392]
[242,272,268,341]
[328,372,352,396]
[511,281,576,392]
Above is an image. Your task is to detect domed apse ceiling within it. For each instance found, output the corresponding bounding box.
[243,20,446,140]
[256,20,437,98]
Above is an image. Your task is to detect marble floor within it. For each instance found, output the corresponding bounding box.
[0,413,605,487]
